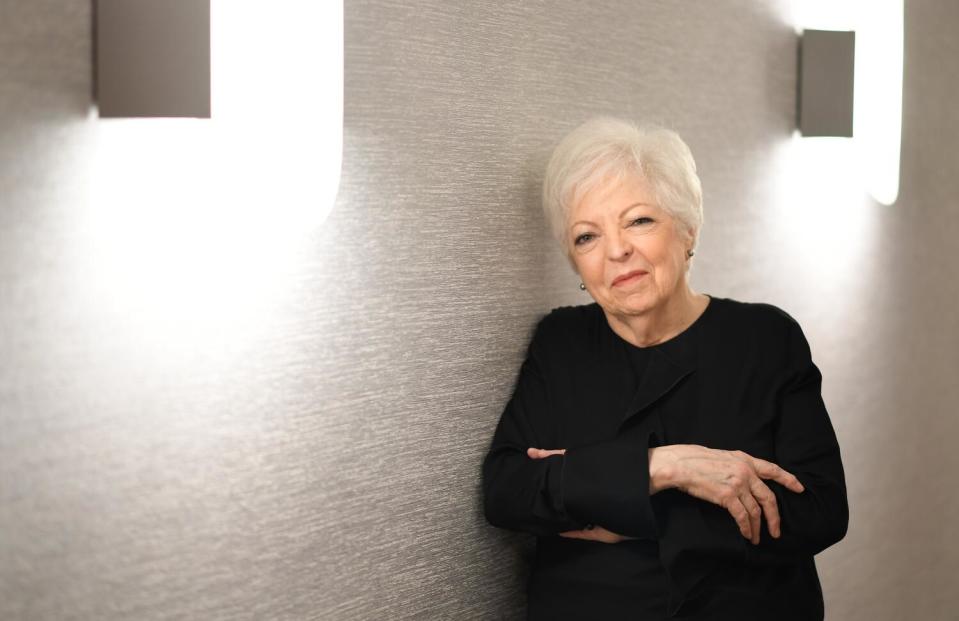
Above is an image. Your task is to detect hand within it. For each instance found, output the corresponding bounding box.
[528,447,635,544]
[559,524,638,544]
[650,444,805,545]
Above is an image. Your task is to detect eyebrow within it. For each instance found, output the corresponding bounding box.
[570,202,656,228]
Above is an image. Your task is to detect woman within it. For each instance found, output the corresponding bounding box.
[482,117,848,620]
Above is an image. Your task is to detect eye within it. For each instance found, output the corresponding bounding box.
[574,233,594,246]
[630,216,654,226]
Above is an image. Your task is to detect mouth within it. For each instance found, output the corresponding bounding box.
[612,270,648,287]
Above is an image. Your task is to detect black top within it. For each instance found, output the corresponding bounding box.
[482,296,848,620]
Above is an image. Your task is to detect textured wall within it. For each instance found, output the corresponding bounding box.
[1,1,957,619]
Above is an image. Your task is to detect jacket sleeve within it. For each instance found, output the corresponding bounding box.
[652,313,850,615]
[482,313,660,538]
[746,316,849,564]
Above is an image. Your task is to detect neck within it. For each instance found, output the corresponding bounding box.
[605,284,707,348]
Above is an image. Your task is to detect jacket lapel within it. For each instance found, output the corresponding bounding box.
[619,346,696,430]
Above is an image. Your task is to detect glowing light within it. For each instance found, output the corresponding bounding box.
[87,1,343,347]
[852,0,903,205]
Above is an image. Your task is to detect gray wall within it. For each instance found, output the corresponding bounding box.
[1,1,957,619]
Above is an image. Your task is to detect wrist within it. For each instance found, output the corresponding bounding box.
[649,444,680,494]
[648,445,678,494]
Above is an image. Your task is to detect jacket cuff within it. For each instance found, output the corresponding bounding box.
[560,425,660,538]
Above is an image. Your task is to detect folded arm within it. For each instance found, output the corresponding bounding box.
[482,317,660,539]
[661,317,850,565]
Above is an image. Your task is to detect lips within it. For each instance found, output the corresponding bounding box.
[612,270,648,286]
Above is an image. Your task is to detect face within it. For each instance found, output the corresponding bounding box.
[567,173,692,319]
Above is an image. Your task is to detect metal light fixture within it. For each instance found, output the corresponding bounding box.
[798,30,855,137]
[95,0,211,118]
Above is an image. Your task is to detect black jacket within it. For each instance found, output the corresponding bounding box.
[482,295,848,619]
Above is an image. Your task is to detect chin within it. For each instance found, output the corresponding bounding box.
[611,293,658,316]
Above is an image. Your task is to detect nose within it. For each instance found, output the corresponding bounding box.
[606,228,632,260]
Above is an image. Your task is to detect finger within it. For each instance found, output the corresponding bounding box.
[749,477,781,539]
[561,529,608,543]
[752,458,805,493]
[527,448,566,460]
[723,495,752,541]
[560,527,623,544]
[598,532,620,544]
[592,527,623,544]
[739,491,762,545]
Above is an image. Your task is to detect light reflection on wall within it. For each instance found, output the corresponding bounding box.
[769,135,877,286]
[86,0,342,350]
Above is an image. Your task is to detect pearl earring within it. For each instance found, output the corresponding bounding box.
[579,282,586,291]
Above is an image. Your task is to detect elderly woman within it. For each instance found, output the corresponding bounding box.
[482,117,848,620]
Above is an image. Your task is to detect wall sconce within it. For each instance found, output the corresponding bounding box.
[794,0,904,205]
[798,30,855,137]
[88,0,343,339]
[95,0,211,118]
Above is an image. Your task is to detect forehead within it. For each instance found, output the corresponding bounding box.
[570,172,660,220]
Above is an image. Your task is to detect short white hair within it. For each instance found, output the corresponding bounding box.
[542,117,704,268]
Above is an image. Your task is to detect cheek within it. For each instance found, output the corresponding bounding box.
[651,244,685,277]
[575,252,604,283]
